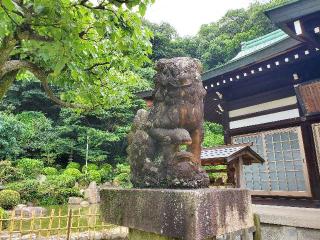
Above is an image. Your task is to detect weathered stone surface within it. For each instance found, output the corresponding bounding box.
[13,206,47,217]
[253,204,320,230]
[68,197,83,205]
[84,181,100,204]
[127,57,209,189]
[80,201,89,207]
[100,188,253,240]
[129,229,176,240]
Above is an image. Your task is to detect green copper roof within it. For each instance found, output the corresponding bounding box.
[230,30,289,62]
[201,29,302,81]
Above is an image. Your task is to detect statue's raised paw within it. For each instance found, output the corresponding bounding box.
[149,128,192,145]
[167,160,210,188]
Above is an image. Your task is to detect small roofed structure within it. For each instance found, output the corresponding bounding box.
[201,144,264,188]
[201,144,265,165]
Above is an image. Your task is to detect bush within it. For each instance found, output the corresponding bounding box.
[5,180,39,204]
[0,190,20,210]
[6,175,79,206]
[54,187,82,204]
[113,172,132,188]
[82,163,98,173]
[46,175,77,188]
[43,167,58,176]
[115,164,130,174]
[66,162,81,170]
[99,164,113,182]
[38,184,81,205]
[88,170,101,183]
[17,158,44,178]
[0,161,24,184]
[0,207,8,230]
[63,168,82,180]
[203,122,224,148]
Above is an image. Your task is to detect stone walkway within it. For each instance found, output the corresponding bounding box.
[0,227,128,240]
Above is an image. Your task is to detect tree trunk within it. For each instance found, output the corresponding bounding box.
[0,70,18,99]
[0,36,17,100]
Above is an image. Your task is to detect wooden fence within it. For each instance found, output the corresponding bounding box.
[0,206,123,240]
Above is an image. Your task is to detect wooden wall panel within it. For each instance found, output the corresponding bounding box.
[296,80,320,115]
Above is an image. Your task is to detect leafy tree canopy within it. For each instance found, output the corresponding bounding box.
[0,0,154,109]
[146,0,291,71]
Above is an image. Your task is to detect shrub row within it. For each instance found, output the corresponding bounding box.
[5,176,81,206]
[2,159,132,205]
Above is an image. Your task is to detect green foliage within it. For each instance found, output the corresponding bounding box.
[0,160,24,184]
[0,112,25,159]
[82,163,98,173]
[87,170,102,184]
[114,164,132,187]
[1,84,145,166]
[46,175,76,188]
[63,168,82,180]
[0,207,8,230]
[17,158,44,178]
[5,179,39,204]
[0,190,20,210]
[38,184,81,205]
[66,162,81,170]
[0,0,154,109]
[16,112,57,164]
[114,173,132,188]
[115,163,131,174]
[146,0,290,71]
[53,188,82,205]
[203,122,224,148]
[99,164,114,182]
[6,175,79,205]
[43,167,58,176]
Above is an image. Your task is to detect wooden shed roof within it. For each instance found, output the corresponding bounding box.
[201,144,265,166]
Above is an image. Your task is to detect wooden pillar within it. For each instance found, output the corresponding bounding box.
[300,121,320,200]
[235,156,245,188]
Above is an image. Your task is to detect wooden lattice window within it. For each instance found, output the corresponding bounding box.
[232,127,311,197]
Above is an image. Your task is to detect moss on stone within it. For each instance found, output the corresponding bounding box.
[129,229,178,240]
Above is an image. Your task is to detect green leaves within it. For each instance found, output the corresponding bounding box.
[139,3,147,16]
[2,0,15,11]
[0,0,154,109]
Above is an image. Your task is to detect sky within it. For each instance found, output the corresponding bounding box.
[145,0,268,37]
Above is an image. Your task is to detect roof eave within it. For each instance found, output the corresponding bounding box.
[202,37,302,82]
[265,0,320,25]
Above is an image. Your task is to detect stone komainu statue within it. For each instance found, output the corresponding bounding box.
[127,57,209,188]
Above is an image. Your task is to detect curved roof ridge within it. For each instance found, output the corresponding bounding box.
[231,29,289,62]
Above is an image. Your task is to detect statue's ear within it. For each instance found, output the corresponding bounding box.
[194,58,203,73]
[155,59,166,71]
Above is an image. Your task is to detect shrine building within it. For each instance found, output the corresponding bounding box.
[202,0,320,205]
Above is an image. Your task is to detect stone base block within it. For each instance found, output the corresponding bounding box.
[100,188,253,240]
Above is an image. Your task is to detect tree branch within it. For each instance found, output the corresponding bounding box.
[85,61,110,71]
[0,60,86,109]
[0,36,17,67]
[17,30,53,42]
[0,70,17,99]
[74,0,119,17]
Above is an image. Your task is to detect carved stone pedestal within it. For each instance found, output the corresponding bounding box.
[100,188,254,240]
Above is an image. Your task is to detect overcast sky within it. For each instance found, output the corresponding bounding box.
[145,0,269,37]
